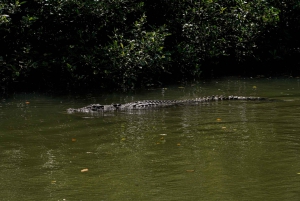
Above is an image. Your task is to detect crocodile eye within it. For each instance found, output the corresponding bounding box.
[112,104,122,110]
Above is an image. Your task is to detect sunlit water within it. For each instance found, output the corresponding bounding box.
[1,77,300,201]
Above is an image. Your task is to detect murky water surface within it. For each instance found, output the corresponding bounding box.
[1,78,300,201]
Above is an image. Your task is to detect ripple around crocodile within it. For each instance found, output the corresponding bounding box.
[67,95,268,113]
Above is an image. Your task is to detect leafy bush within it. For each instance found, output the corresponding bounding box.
[103,14,171,89]
[1,0,299,91]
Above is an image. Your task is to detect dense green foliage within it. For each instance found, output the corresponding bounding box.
[1,0,300,90]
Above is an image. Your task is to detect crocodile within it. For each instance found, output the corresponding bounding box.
[67,95,267,113]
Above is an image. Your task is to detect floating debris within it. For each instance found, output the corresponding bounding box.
[81,168,88,173]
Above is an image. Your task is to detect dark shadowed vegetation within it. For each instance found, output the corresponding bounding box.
[1,0,300,91]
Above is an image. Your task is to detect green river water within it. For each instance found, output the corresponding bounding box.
[0,77,300,201]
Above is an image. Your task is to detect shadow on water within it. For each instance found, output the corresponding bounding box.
[1,77,300,200]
